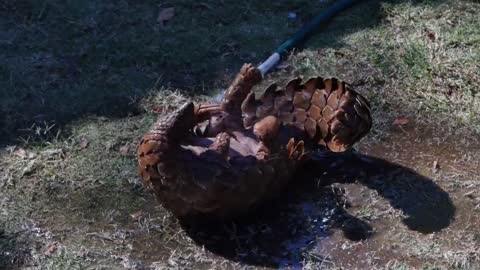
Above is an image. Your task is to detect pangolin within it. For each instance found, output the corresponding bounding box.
[137,63,372,219]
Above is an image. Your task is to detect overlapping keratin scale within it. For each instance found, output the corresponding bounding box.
[241,77,372,152]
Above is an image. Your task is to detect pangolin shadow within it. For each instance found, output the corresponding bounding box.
[181,152,455,267]
[311,152,456,234]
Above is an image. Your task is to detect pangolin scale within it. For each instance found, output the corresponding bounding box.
[138,64,372,218]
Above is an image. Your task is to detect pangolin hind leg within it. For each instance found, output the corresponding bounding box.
[192,63,262,138]
[222,63,262,118]
[253,115,281,160]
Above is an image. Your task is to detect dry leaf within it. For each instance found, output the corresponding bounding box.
[158,7,175,27]
[13,148,27,159]
[393,118,409,125]
[79,137,89,149]
[44,242,58,256]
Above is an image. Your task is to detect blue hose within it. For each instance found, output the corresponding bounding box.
[215,0,360,102]
[275,0,359,56]
[258,0,360,76]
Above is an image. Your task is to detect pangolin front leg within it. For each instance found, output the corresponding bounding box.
[193,103,223,124]
[253,115,281,160]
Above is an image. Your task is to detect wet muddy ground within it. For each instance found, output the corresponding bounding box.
[1,120,479,270]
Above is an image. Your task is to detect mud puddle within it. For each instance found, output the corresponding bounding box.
[304,124,480,269]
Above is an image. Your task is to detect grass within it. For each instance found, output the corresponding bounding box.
[1,0,480,269]
[0,0,336,143]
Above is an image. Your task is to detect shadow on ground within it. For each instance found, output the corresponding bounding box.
[315,152,456,233]
[0,0,448,145]
[182,152,455,267]
[0,228,29,270]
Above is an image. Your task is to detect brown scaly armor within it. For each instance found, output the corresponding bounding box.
[137,63,372,218]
